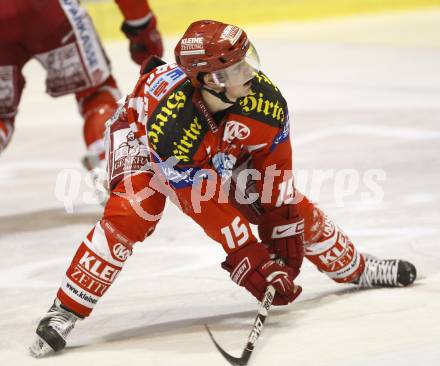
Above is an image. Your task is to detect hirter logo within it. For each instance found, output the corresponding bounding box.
[223,121,250,143]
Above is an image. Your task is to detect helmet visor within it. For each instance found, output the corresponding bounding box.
[210,43,260,87]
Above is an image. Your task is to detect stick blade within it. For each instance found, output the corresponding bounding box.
[204,324,249,366]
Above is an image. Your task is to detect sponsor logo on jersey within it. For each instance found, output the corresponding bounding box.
[146,65,171,85]
[113,130,148,173]
[212,152,237,179]
[223,121,251,143]
[153,155,207,189]
[253,72,279,92]
[171,116,204,162]
[270,117,290,151]
[148,91,187,150]
[109,125,150,186]
[148,67,186,101]
[240,90,285,123]
[220,25,242,45]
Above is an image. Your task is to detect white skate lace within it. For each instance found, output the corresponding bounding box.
[45,309,76,337]
[357,255,398,288]
[29,301,77,358]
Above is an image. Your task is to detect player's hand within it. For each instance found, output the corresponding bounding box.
[258,205,305,279]
[221,241,302,305]
[121,15,163,65]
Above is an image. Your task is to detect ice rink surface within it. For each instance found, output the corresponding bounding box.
[1,9,439,366]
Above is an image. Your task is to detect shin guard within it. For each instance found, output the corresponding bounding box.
[57,220,133,317]
[77,76,121,169]
[298,196,365,283]
[305,214,365,283]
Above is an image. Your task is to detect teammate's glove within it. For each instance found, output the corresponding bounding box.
[221,242,302,305]
[121,15,163,65]
[258,205,305,279]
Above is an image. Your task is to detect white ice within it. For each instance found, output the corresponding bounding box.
[0,9,439,366]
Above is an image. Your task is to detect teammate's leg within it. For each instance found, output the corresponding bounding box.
[0,44,29,153]
[76,76,121,170]
[27,0,122,170]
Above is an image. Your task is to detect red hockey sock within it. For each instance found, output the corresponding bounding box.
[57,220,132,317]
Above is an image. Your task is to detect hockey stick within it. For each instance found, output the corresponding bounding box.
[205,285,276,366]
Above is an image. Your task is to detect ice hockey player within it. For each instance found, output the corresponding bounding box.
[0,0,162,175]
[29,20,417,357]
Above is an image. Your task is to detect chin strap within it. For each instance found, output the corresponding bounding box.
[201,86,236,105]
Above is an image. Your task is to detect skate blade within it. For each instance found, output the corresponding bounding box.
[29,336,54,358]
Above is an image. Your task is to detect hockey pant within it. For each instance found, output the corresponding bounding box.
[56,172,365,318]
[0,0,121,165]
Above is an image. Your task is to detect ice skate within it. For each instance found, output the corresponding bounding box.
[29,299,80,358]
[82,155,109,205]
[354,254,417,288]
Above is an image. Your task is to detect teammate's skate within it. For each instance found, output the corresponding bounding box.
[29,299,80,358]
[82,156,110,205]
[355,254,417,288]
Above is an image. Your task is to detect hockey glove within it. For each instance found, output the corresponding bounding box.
[121,15,163,65]
[258,205,305,279]
[222,242,302,305]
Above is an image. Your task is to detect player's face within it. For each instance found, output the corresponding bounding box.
[224,78,253,101]
[210,44,260,88]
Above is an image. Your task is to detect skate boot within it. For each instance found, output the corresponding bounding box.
[354,254,417,288]
[82,155,109,206]
[29,299,80,358]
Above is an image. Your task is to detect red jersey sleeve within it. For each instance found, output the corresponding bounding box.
[115,0,152,22]
[229,112,294,212]
[250,120,295,210]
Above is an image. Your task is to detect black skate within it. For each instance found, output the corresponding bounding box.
[354,254,417,288]
[29,299,80,357]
